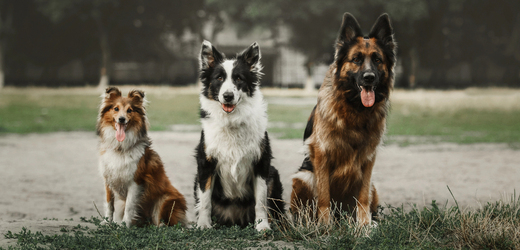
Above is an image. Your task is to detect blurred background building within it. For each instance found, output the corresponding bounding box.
[0,0,519,89]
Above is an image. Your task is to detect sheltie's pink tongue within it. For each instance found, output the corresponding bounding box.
[115,123,126,142]
[222,104,236,113]
[361,87,375,107]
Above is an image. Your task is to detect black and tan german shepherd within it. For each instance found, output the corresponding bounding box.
[290,13,397,226]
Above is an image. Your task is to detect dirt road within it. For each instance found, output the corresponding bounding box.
[1,131,519,247]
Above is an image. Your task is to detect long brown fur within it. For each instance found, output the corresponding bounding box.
[291,13,396,226]
[97,87,187,226]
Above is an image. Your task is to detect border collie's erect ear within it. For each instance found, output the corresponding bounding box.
[200,40,225,70]
[104,87,121,101]
[239,42,262,70]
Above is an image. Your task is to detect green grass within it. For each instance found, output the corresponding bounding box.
[388,103,520,145]
[4,195,520,249]
[1,90,519,145]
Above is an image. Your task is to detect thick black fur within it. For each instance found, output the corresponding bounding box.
[199,42,261,99]
[193,131,285,227]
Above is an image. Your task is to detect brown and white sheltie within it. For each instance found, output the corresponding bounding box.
[291,13,397,226]
[97,87,186,227]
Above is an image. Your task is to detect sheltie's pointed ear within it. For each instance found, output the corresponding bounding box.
[104,87,121,102]
[200,40,224,70]
[239,42,262,71]
[128,90,145,106]
[369,13,397,67]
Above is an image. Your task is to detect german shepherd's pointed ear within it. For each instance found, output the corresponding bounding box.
[239,42,262,70]
[200,40,225,70]
[369,13,394,45]
[369,13,397,67]
[335,13,363,62]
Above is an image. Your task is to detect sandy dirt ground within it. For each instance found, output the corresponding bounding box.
[1,131,519,247]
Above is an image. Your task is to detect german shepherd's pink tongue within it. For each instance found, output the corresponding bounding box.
[361,87,375,107]
[222,104,236,113]
[115,123,126,142]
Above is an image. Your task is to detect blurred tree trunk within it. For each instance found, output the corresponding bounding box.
[0,38,4,89]
[304,61,315,92]
[396,47,417,89]
[98,31,110,89]
[0,2,13,89]
[94,14,110,89]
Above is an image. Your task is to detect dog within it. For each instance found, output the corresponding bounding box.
[290,13,397,226]
[97,87,187,227]
[194,41,284,231]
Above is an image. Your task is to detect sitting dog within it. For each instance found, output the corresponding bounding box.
[97,87,187,227]
[194,41,284,231]
[291,13,397,226]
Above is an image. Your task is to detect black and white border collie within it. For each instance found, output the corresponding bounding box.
[194,40,284,231]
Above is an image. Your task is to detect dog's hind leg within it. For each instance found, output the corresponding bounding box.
[267,166,285,223]
[290,170,316,218]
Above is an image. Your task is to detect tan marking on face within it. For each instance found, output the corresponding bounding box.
[205,176,212,191]
[339,37,387,79]
[99,93,146,136]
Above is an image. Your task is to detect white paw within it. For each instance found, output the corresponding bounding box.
[197,217,212,229]
[123,218,133,228]
[255,220,270,231]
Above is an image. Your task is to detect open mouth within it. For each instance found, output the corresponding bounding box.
[115,122,127,142]
[358,85,376,108]
[221,103,236,113]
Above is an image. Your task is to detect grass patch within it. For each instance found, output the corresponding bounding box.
[388,103,520,145]
[4,195,520,249]
[1,89,520,144]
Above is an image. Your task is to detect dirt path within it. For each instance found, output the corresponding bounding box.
[1,131,519,247]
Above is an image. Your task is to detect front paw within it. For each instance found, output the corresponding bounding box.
[197,217,212,229]
[255,220,270,231]
[100,219,110,226]
[122,217,133,228]
[318,207,331,225]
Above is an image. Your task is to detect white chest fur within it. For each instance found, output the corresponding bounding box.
[99,129,146,199]
[200,88,268,199]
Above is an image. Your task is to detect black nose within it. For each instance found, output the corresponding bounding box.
[363,72,375,83]
[118,117,126,124]
[223,92,234,102]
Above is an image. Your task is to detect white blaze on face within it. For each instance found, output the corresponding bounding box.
[218,60,240,113]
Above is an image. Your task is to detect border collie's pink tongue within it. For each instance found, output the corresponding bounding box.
[361,87,375,107]
[222,104,236,113]
[115,123,126,142]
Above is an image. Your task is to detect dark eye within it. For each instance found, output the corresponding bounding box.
[114,107,119,111]
[127,109,132,113]
[352,57,362,64]
[374,58,382,64]
[217,76,224,81]
[236,77,242,82]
